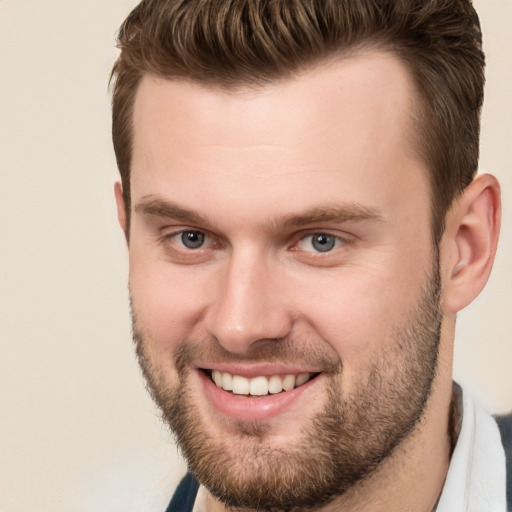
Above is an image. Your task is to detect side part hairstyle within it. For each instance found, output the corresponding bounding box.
[111,0,485,242]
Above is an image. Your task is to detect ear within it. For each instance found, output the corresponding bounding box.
[114,181,127,234]
[442,174,501,313]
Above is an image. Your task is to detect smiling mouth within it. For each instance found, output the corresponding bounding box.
[205,370,319,396]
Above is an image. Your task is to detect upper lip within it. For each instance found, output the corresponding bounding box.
[195,362,322,378]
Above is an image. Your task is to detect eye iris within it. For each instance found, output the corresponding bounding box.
[312,233,335,252]
[181,231,205,249]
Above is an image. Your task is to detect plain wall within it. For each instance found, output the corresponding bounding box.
[0,1,510,510]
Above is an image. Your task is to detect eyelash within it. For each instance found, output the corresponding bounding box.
[162,230,215,250]
[295,232,348,253]
[161,228,350,255]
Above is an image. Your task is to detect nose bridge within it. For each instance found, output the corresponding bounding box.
[206,247,291,353]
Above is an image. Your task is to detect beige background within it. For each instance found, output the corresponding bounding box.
[0,1,510,510]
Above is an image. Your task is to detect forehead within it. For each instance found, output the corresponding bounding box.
[130,50,429,224]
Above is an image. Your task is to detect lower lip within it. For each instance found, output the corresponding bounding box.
[198,370,320,422]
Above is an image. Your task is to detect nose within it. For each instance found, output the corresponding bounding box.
[204,249,293,354]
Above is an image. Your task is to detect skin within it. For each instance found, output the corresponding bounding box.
[115,50,501,511]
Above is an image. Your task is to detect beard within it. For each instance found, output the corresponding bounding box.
[132,258,442,512]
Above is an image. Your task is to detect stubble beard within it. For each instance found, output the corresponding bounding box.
[132,259,442,512]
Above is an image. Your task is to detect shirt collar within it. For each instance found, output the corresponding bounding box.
[436,385,507,512]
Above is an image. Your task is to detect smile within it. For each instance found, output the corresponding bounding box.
[199,367,323,421]
[209,370,316,396]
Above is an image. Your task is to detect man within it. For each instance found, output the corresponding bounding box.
[110,1,510,511]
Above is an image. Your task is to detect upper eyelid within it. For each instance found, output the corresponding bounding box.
[163,228,208,239]
[161,226,211,238]
[286,231,351,256]
[296,232,348,245]
[294,229,352,242]
[162,228,219,250]
[159,226,352,248]
[161,228,351,239]
[300,229,349,237]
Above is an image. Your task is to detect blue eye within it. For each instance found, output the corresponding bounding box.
[180,231,205,249]
[298,233,343,253]
[311,233,336,252]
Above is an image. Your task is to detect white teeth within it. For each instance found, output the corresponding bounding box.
[232,375,250,395]
[295,372,310,386]
[268,375,283,394]
[282,374,295,391]
[249,376,269,396]
[210,371,313,396]
[212,370,223,387]
[222,372,233,391]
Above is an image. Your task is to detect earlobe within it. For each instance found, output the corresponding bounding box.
[114,182,127,235]
[443,174,501,313]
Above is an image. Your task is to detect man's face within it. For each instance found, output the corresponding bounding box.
[125,51,443,510]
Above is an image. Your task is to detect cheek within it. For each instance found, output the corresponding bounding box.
[128,256,209,357]
[293,261,428,377]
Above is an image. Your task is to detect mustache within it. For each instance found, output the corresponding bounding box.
[129,299,343,376]
[170,335,343,375]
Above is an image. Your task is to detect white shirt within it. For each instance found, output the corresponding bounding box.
[436,390,507,512]
[192,389,507,512]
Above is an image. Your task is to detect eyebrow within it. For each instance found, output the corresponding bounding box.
[135,195,212,226]
[276,204,383,230]
[134,195,382,231]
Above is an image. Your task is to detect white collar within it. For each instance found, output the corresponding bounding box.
[436,389,507,512]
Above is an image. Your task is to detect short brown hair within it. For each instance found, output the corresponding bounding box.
[111,0,485,242]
